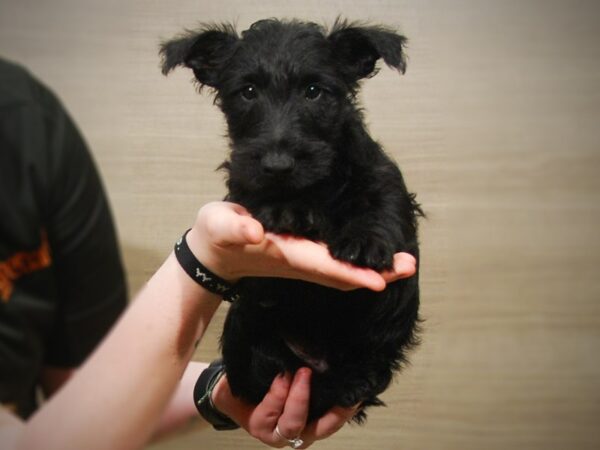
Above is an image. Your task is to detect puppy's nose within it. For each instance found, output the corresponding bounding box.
[261,152,295,175]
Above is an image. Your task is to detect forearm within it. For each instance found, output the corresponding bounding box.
[0,407,24,450]
[18,252,221,450]
[151,361,210,440]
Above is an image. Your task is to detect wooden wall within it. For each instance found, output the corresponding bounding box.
[1,1,599,449]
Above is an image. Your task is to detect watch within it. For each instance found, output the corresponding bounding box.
[193,359,240,430]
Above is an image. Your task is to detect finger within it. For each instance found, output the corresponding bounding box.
[237,215,265,245]
[203,203,265,246]
[380,252,417,283]
[210,374,252,423]
[243,373,291,436]
[222,202,265,244]
[223,201,252,216]
[312,258,387,292]
[301,404,359,445]
[274,368,311,443]
[265,234,387,291]
[215,372,290,431]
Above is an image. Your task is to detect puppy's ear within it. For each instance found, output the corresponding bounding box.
[329,19,407,82]
[160,24,238,88]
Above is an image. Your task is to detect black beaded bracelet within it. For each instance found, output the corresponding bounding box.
[174,229,240,302]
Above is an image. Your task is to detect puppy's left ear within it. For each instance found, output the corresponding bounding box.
[159,24,238,88]
[329,19,408,82]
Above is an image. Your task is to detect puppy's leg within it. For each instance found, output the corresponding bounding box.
[328,164,418,270]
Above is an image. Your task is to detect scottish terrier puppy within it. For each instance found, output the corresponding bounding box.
[161,18,422,422]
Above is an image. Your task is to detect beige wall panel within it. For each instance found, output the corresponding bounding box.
[1,1,599,449]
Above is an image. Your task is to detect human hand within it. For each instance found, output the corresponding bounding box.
[185,201,416,291]
[212,368,356,449]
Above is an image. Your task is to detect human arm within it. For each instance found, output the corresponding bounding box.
[0,406,24,450]
[14,201,416,450]
[155,202,417,447]
[36,360,354,448]
[17,245,215,450]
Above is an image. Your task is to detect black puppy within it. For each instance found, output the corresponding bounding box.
[161,18,422,422]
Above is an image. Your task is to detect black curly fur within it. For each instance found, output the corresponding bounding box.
[161,17,422,423]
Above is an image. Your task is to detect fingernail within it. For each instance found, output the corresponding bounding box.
[297,367,312,383]
[394,253,416,274]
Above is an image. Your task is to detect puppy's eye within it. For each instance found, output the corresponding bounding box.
[240,85,257,100]
[305,84,322,101]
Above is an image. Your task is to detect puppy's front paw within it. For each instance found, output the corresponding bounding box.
[330,232,396,271]
[253,205,316,235]
[253,206,280,231]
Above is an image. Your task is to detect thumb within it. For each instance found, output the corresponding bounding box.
[203,203,265,247]
[235,215,265,246]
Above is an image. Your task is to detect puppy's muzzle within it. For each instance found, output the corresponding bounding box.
[261,152,295,176]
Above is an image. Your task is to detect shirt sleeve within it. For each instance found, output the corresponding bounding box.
[31,77,128,367]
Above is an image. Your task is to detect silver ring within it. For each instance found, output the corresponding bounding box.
[275,424,304,449]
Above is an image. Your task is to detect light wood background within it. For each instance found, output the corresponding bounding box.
[1,1,599,449]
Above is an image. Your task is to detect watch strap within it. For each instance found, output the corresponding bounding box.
[194,359,240,431]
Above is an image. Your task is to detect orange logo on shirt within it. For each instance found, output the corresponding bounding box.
[0,231,52,302]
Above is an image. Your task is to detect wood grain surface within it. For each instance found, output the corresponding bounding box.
[1,1,599,449]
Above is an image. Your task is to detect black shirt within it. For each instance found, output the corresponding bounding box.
[0,58,127,419]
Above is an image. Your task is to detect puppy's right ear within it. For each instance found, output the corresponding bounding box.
[160,24,238,88]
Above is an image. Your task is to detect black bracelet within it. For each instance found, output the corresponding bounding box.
[194,359,240,430]
[174,229,240,302]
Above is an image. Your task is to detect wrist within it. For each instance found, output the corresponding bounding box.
[175,229,241,302]
[193,360,239,430]
[210,372,231,418]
